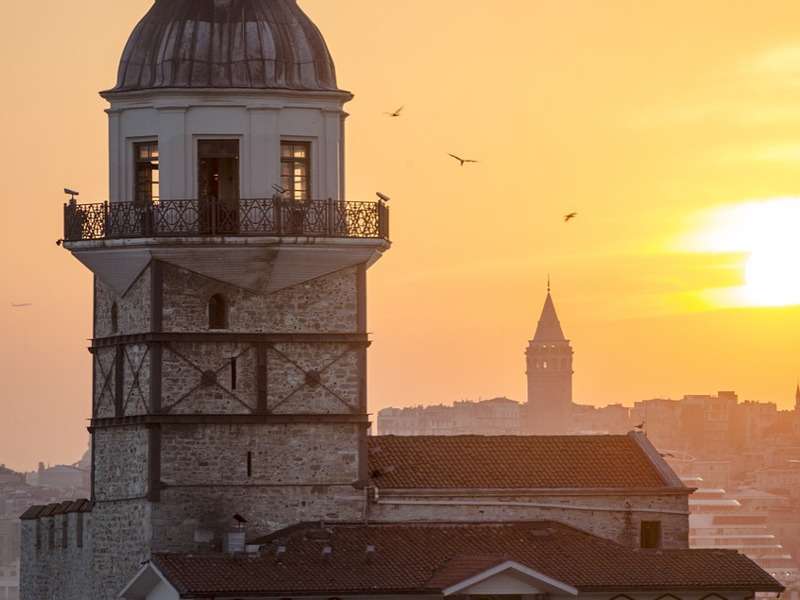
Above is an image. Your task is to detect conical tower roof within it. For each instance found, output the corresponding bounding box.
[533,290,567,342]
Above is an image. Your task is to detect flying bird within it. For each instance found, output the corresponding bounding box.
[385,106,404,118]
[564,212,578,223]
[448,153,478,167]
[11,303,33,308]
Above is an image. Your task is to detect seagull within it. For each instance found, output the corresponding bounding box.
[385,105,404,118]
[376,192,391,203]
[634,421,645,431]
[448,153,478,167]
[564,212,578,222]
[11,303,33,308]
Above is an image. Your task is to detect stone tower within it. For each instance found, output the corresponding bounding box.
[21,1,389,598]
[525,283,574,434]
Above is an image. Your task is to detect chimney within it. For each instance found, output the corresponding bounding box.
[223,514,248,555]
[275,545,287,563]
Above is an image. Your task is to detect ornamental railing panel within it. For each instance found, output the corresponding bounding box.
[63,198,389,242]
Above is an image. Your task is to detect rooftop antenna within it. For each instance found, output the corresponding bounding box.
[547,274,551,294]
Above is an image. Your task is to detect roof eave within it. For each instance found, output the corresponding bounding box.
[100,86,354,103]
[374,486,693,497]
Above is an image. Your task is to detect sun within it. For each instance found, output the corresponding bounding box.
[692,198,800,307]
[744,242,800,306]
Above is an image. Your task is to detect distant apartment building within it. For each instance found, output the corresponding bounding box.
[377,397,521,436]
[686,481,798,589]
[0,561,19,600]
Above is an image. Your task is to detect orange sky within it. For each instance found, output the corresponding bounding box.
[2,0,800,470]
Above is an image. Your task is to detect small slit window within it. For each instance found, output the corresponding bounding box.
[208,294,228,330]
[246,451,253,478]
[231,357,238,390]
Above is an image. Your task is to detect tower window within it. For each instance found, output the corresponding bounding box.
[134,141,159,207]
[198,139,240,202]
[246,451,253,478]
[110,302,119,334]
[231,357,238,390]
[281,141,311,201]
[208,294,228,330]
[641,521,662,549]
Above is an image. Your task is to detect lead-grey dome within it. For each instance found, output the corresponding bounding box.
[111,0,340,93]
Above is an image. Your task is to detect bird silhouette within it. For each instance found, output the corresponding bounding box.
[634,422,645,430]
[448,153,478,167]
[385,106,404,118]
[564,212,578,222]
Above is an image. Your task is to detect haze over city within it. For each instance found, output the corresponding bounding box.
[4,0,800,470]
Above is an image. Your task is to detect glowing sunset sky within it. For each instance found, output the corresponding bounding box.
[2,0,800,469]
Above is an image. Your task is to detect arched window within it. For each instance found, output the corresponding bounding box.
[110,302,119,334]
[208,294,228,329]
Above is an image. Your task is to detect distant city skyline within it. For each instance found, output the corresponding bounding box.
[4,0,800,470]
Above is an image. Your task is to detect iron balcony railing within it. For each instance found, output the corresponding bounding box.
[63,198,390,242]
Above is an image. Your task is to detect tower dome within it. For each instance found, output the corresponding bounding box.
[111,0,339,93]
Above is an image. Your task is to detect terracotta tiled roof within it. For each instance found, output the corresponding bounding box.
[151,522,782,596]
[368,434,675,489]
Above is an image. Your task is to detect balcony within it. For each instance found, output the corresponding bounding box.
[63,198,389,243]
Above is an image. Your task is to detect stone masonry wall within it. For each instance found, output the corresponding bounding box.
[23,262,366,599]
[20,512,93,600]
[161,342,258,414]
[369,492,689,549]
[161,263,358,333]
[93,347,117,418]
[93,427,149,501]
[91,501,151,600]
[95,266,152,338]
[152,422,363,551]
